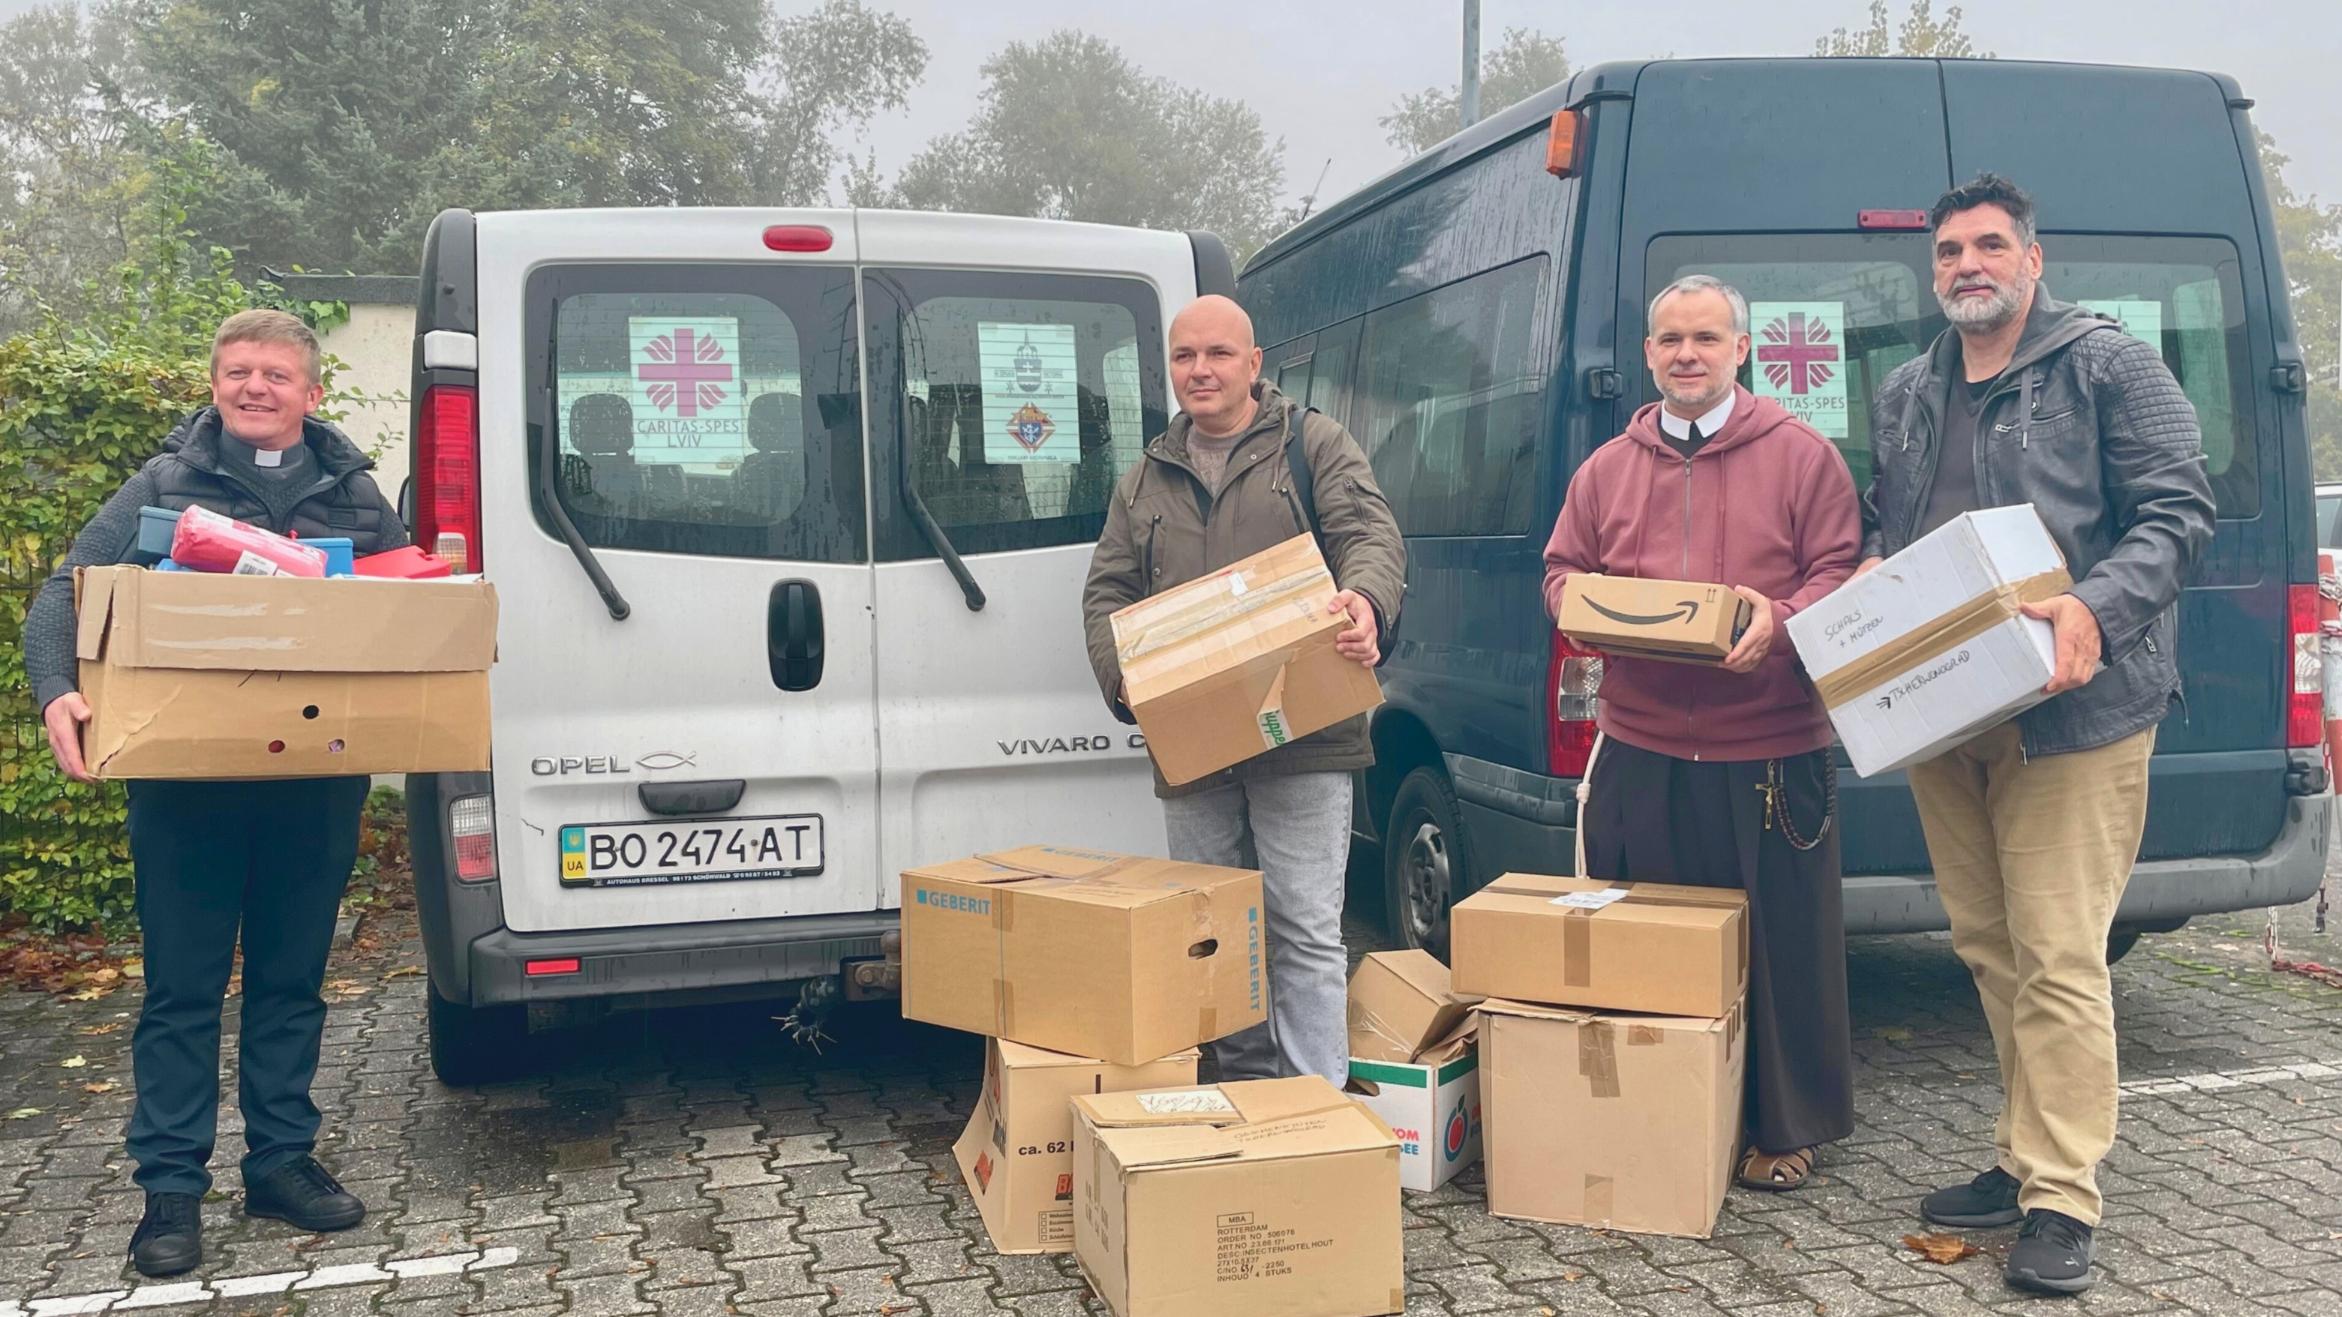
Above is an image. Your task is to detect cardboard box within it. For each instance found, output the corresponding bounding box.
[1071,1077,1404,1317]
[1346,949,1479,1065]
[1110,534,1383,787]
[1347,1024,1481,1192]
[1450,874,1748,1019]
[1784,506,2070,777]
[1557,574,1752,664]
[900,845,1266,1065]
[74,566,496,779]
[955,1039,1198,1254]
[1478,997,1745,1238]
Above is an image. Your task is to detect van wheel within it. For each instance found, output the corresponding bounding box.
[1384,767,1468,958]
[427,986,531,1087]
[2106,927,2145,965]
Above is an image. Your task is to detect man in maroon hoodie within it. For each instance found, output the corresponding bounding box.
[1542,274,1863,1192]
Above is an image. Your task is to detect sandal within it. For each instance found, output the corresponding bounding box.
[1736,1144,1818,1192]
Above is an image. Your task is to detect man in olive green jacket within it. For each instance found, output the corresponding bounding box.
[1082,294,1405,1084]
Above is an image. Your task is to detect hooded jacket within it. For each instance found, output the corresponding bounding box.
[1542,386,1861,762]
[1082,381,1405,797]
[1863,289,2215,757]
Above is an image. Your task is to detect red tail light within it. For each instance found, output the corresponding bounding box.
[450,793,497,883]
[525,958,581,977]
[1548,630,1603,777]
[2288,583,2322,748]
[763,224,834,253]
[415,384,481,574]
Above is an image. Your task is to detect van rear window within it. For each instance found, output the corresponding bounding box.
[1647,233,2261,518]
[524,264,865,563]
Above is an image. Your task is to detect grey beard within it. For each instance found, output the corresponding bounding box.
[1940,280,2025,330]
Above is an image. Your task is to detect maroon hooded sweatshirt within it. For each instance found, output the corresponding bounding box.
[1541,386,1861,762]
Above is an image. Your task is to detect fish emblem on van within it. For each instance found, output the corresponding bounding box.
[1005,403,1055,454]
[635,752,697,772]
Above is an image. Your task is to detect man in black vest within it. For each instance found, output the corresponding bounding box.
[24,310,409,1278]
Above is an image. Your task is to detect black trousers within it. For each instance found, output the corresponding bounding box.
[124,776,368,1195]
[1581,739,1855,1153]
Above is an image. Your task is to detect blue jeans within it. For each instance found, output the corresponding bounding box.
[1162,772,1353,1085]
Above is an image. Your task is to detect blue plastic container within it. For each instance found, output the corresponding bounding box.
[307,537,356,576]
[133,507,182,564]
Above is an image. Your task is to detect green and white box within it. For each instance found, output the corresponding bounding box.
[1347,1032,1482,1192]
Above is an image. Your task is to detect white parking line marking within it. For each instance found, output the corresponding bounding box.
[11,1246,520,1314]
[2121,1059,2341,1096]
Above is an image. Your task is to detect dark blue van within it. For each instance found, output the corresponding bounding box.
[1238,57,2330,958]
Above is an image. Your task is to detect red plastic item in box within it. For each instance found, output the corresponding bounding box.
[169,504,327,577]
[351,546,455,579]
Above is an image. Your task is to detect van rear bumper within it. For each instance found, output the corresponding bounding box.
[1448,755,2332,935]
[1844,791,2333,934]
[464,912,897,1007]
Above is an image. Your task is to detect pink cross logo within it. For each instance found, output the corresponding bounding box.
[1757,313,1840,395]
[638,327,733,417]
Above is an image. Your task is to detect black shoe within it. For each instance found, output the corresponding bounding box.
[1921,1165,2024,1228]
[243,1156,366,1232]
[2006,1209,2095,1295]
[129,1192,203,1278]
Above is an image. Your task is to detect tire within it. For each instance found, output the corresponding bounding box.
[2105,927,2144,965]
[427,985,532,1087]
[1383,766,1470,958]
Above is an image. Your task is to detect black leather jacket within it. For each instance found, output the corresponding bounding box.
[1862,290,2216,757]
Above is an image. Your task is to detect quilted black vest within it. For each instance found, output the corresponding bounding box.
[138,408,404,553]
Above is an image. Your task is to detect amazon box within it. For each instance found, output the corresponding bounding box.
[1784,506,2069,778]
[1449,875,1747,1019]
[900,845,1265,1065]
[955,1039,1198,1254]
[1557,574,1751,664]
[1072,1077,1404,1317]
[1478,997,1745,1238]
[73,566,495,780]
[1346,949,1479,1065]
[1110,534,1383,787]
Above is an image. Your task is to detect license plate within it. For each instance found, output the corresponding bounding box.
[558,815,825,888]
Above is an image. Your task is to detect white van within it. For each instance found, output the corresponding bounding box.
[404,207,1232,1082]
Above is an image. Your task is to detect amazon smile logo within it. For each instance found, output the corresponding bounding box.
[1582,597,1703,627]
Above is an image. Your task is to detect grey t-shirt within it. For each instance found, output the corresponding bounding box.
[1187,430,1241,493]
[1918,375,1997,538]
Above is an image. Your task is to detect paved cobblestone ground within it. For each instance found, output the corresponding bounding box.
[4,857,2341,1316]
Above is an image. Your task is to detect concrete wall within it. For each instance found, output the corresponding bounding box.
[319,301,414,497]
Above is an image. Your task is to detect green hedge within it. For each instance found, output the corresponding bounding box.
[0,147,347,934]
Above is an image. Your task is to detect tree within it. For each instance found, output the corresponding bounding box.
[1813,0,1991,57]
[1382,27,1569,158]
[881,31,1286,259]
[750,0,927,206]
[0,2,153,330]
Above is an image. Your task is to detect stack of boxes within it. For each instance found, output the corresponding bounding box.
[1450,874,1751,1238]
[1342,950,1483,1192]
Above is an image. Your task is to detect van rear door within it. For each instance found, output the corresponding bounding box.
[479,211,883,934]
[856,214,1189,888]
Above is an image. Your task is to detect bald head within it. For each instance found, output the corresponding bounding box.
[1170,294,1264,436]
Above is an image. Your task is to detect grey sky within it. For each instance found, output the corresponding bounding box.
[834,0,2341,208]
[5,0,2332,206]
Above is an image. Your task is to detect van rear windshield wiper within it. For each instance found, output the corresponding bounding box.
[898,389,986,612]
[539,377,632,621]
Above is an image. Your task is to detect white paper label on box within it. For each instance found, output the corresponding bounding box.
[1257,704,1291,749]
[1550,889,1629,911]
[1229,572,1249,597]
[232,550,284,576]
[1749,301,1849,439]
[979,321,1080,465]
[1137,1089,1238,1115]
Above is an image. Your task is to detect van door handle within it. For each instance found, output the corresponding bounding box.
[768,579,824,691]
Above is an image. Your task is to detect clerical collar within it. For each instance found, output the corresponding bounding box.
[1660,393,1734,441]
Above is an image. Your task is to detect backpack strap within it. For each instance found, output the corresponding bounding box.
[1284,403,1326,550]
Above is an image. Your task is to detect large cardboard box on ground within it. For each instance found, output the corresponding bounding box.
[1450,874,1748,1018]
[955,1039,1198,1254]
[1478,997,1745,1238]
[900,845,1265,1065]
[1556,574,1752,663]
[1110,534,1383,786]
[74,566,496,779]
[1784,506,2069,777]
[1346,949,1480,1065]
[1071,1077,1404,1317]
